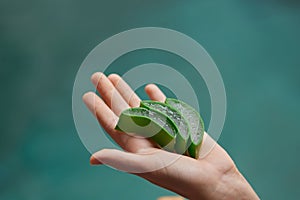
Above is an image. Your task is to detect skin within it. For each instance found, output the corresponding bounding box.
[82,72,259,200]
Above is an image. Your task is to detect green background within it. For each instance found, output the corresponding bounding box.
[1,0,300,199]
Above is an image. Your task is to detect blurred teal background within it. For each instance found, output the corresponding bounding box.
[1,0,300,199]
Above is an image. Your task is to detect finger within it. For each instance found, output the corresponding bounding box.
[145,84,166,102]
[83,92,118,131]
[82,92,128,147]
[91,72,129,116]
[199,132,217,159]
[108,74,141,107]
[83,92,154,152]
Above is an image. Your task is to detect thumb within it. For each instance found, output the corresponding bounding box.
[89,148,184,174]
[90,149,147,173]
[90,149,200,199]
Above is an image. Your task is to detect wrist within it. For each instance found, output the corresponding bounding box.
[212,166,259,200]
[188,166,259,200]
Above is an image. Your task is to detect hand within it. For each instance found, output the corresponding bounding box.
[83,72,259,200]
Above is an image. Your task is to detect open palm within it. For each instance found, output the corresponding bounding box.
[83,72,258,200]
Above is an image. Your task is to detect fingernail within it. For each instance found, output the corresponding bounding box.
[91,72,103,87]
[90,156,102,165]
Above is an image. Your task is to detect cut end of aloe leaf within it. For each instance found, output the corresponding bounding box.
[165,98,205,159]
[115,98,205,159]
[141,100,190,154]
[115,107,176,149]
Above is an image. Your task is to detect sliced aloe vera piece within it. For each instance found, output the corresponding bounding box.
[140,100,190,154]
[115,107,176,149]
[165,98,205,159]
